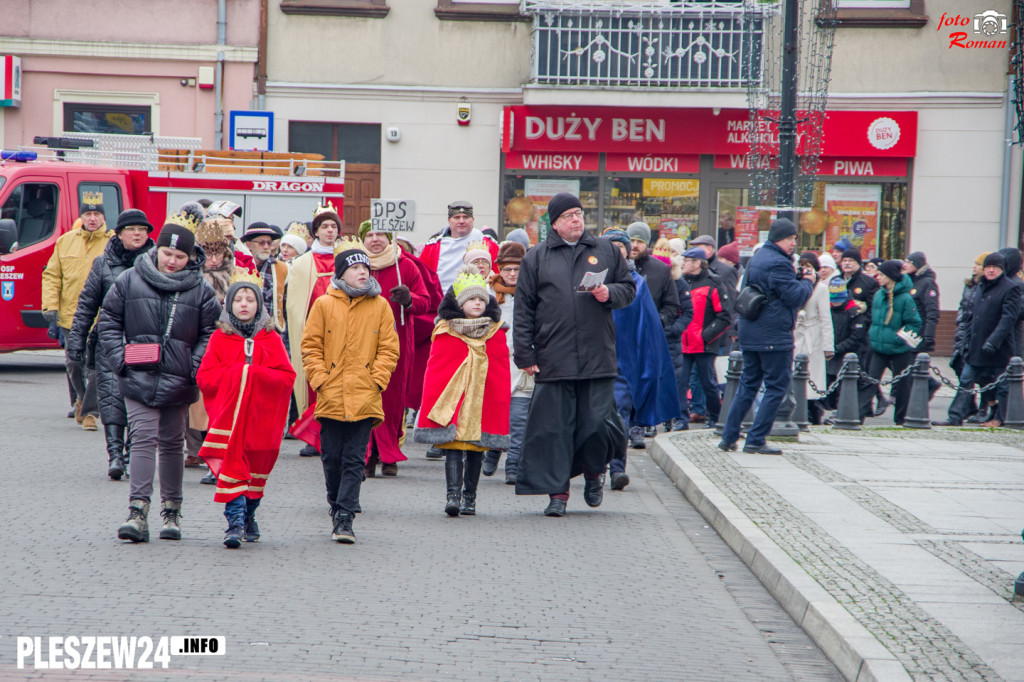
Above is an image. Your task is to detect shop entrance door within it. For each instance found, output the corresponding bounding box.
[698,184,751,248]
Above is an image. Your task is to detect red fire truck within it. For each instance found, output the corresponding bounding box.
[0,136,345,353]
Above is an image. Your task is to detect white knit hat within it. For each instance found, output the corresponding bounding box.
[280,233,308,256]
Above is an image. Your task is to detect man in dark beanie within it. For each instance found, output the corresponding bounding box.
[513,192,636,516]
[42,191,112,428]
[902,251,940,352]
[718,218,815,456]
[839,247,879,313]
[935,250,1022,426]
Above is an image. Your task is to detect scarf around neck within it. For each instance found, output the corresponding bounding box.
[368,246,397,271]
[447,316,494,338]
[311,240,335,255]
[228,313,258,338]
[487,272,516,305]
[331,276,382,299]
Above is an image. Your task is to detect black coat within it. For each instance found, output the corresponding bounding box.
[634,253,680,328]
[514,229,635,382]
[845,268,879,315]
[665,275,693,366]
[998,247,1024,357]
[709,255,738,313]
[952,277,979,370]
[827,300,869,376]
[67,237,155,426]
[909,265,940,352]
[965,272,1023,368]
[97,249,221,408]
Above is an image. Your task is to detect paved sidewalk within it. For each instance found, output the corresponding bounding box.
[652,428,1024,681]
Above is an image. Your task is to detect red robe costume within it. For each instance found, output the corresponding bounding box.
[414,292,511,450]
[365,253,432,464]
[405,254,444,412]
[197,326,296,503]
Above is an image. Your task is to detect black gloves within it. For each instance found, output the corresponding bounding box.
[982,341,998,355]
[389,285,412,308]
[42,310,58,324]
[66,348,84,364]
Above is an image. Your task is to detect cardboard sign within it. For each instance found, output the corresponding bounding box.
[370,199,417,232]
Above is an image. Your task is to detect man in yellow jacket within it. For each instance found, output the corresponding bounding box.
[41,196,112,430]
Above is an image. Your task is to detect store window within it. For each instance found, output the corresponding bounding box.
[501,174,599,245]
[603,177,699,240]
[1,183,60,248]
[63,103,151,135]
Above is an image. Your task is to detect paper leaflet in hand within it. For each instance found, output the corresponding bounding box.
[577,268,608,292]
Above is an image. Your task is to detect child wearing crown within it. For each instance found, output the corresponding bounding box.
[196,272,296,548]
[415,268,510,517]
[301,247,400,544]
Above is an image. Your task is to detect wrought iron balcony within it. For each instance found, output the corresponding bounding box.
[522,0,769,90]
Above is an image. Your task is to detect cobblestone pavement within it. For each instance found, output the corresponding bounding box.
[0,351,840,680]
[662,428,1024,681]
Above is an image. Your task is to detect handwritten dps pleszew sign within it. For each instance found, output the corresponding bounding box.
[370,199,416,232]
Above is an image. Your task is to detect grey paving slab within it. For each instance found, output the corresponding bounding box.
[653,427,1024,682]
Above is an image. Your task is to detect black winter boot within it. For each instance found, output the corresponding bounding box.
[223,502,244,548]
[104,424,127,481]
[461,452,483,516]
[444,451,464,517]
[482,449,501,477]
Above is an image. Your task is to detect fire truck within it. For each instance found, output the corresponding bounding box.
[0,134,345,353]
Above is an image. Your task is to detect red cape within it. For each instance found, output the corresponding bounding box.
[365,255,432,464]
[405,253,444,411]
[415,323,510,449]
[197,328,296,503]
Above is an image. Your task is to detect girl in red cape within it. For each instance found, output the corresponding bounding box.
[197,275,296,548]
[415,268,510,517]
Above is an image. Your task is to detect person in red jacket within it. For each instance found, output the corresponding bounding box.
[359,220,433,477]
[678,247,731,429]
[197,276,296,548]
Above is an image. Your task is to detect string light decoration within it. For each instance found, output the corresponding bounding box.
[743,0,837,212]
[1012,0,1024,144]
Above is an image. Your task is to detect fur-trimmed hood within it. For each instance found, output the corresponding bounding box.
[437,288,502,324]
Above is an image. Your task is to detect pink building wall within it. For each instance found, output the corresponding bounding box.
[1,0,259,149]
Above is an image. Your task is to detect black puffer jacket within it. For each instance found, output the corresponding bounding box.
[97,248,221,408]
[908,264,940,352]
[965,270,1023,369]
[665,275,693,368]
[514,229,635,382]
[634,253,680,328]
[67,237,155,425]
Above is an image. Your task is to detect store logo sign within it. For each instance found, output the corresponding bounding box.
[867,118,901,151]
[937,10,1008,49]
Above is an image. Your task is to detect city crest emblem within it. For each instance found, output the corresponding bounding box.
[1,281,13,301]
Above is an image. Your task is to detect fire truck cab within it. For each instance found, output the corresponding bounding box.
[0,137,344,353]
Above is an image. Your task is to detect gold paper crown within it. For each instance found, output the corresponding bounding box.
[230,270,264,289]
[82,191,103,205]
[286,221,310,240]
[166,211,200,233]
[465,240,489,256]
[196,218,229,246]
[652,243,672,259]
[452,270,488,298]
[313,200,338,218]
[334,235,366,254]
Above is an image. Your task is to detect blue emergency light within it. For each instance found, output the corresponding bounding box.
[1,150,38,162]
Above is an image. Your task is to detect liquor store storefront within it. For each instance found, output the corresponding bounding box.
[498,105,917,259]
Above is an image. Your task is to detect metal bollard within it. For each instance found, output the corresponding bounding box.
[902,353,933,430]
[833,353,862,430]
[1003,357,1024,430]
[792,353,810,432]
[716,351,743,436]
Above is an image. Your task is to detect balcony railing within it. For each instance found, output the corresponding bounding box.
[522,0,771,90]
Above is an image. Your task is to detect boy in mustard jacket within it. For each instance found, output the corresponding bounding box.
[301,247,400,544]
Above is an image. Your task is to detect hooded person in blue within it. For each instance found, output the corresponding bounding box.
[602,229,682,490]
[718,218,815,455]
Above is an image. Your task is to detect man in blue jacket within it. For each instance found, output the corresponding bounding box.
[718,218,815,455]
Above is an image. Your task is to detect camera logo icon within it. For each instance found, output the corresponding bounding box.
[974,10,1007,36]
